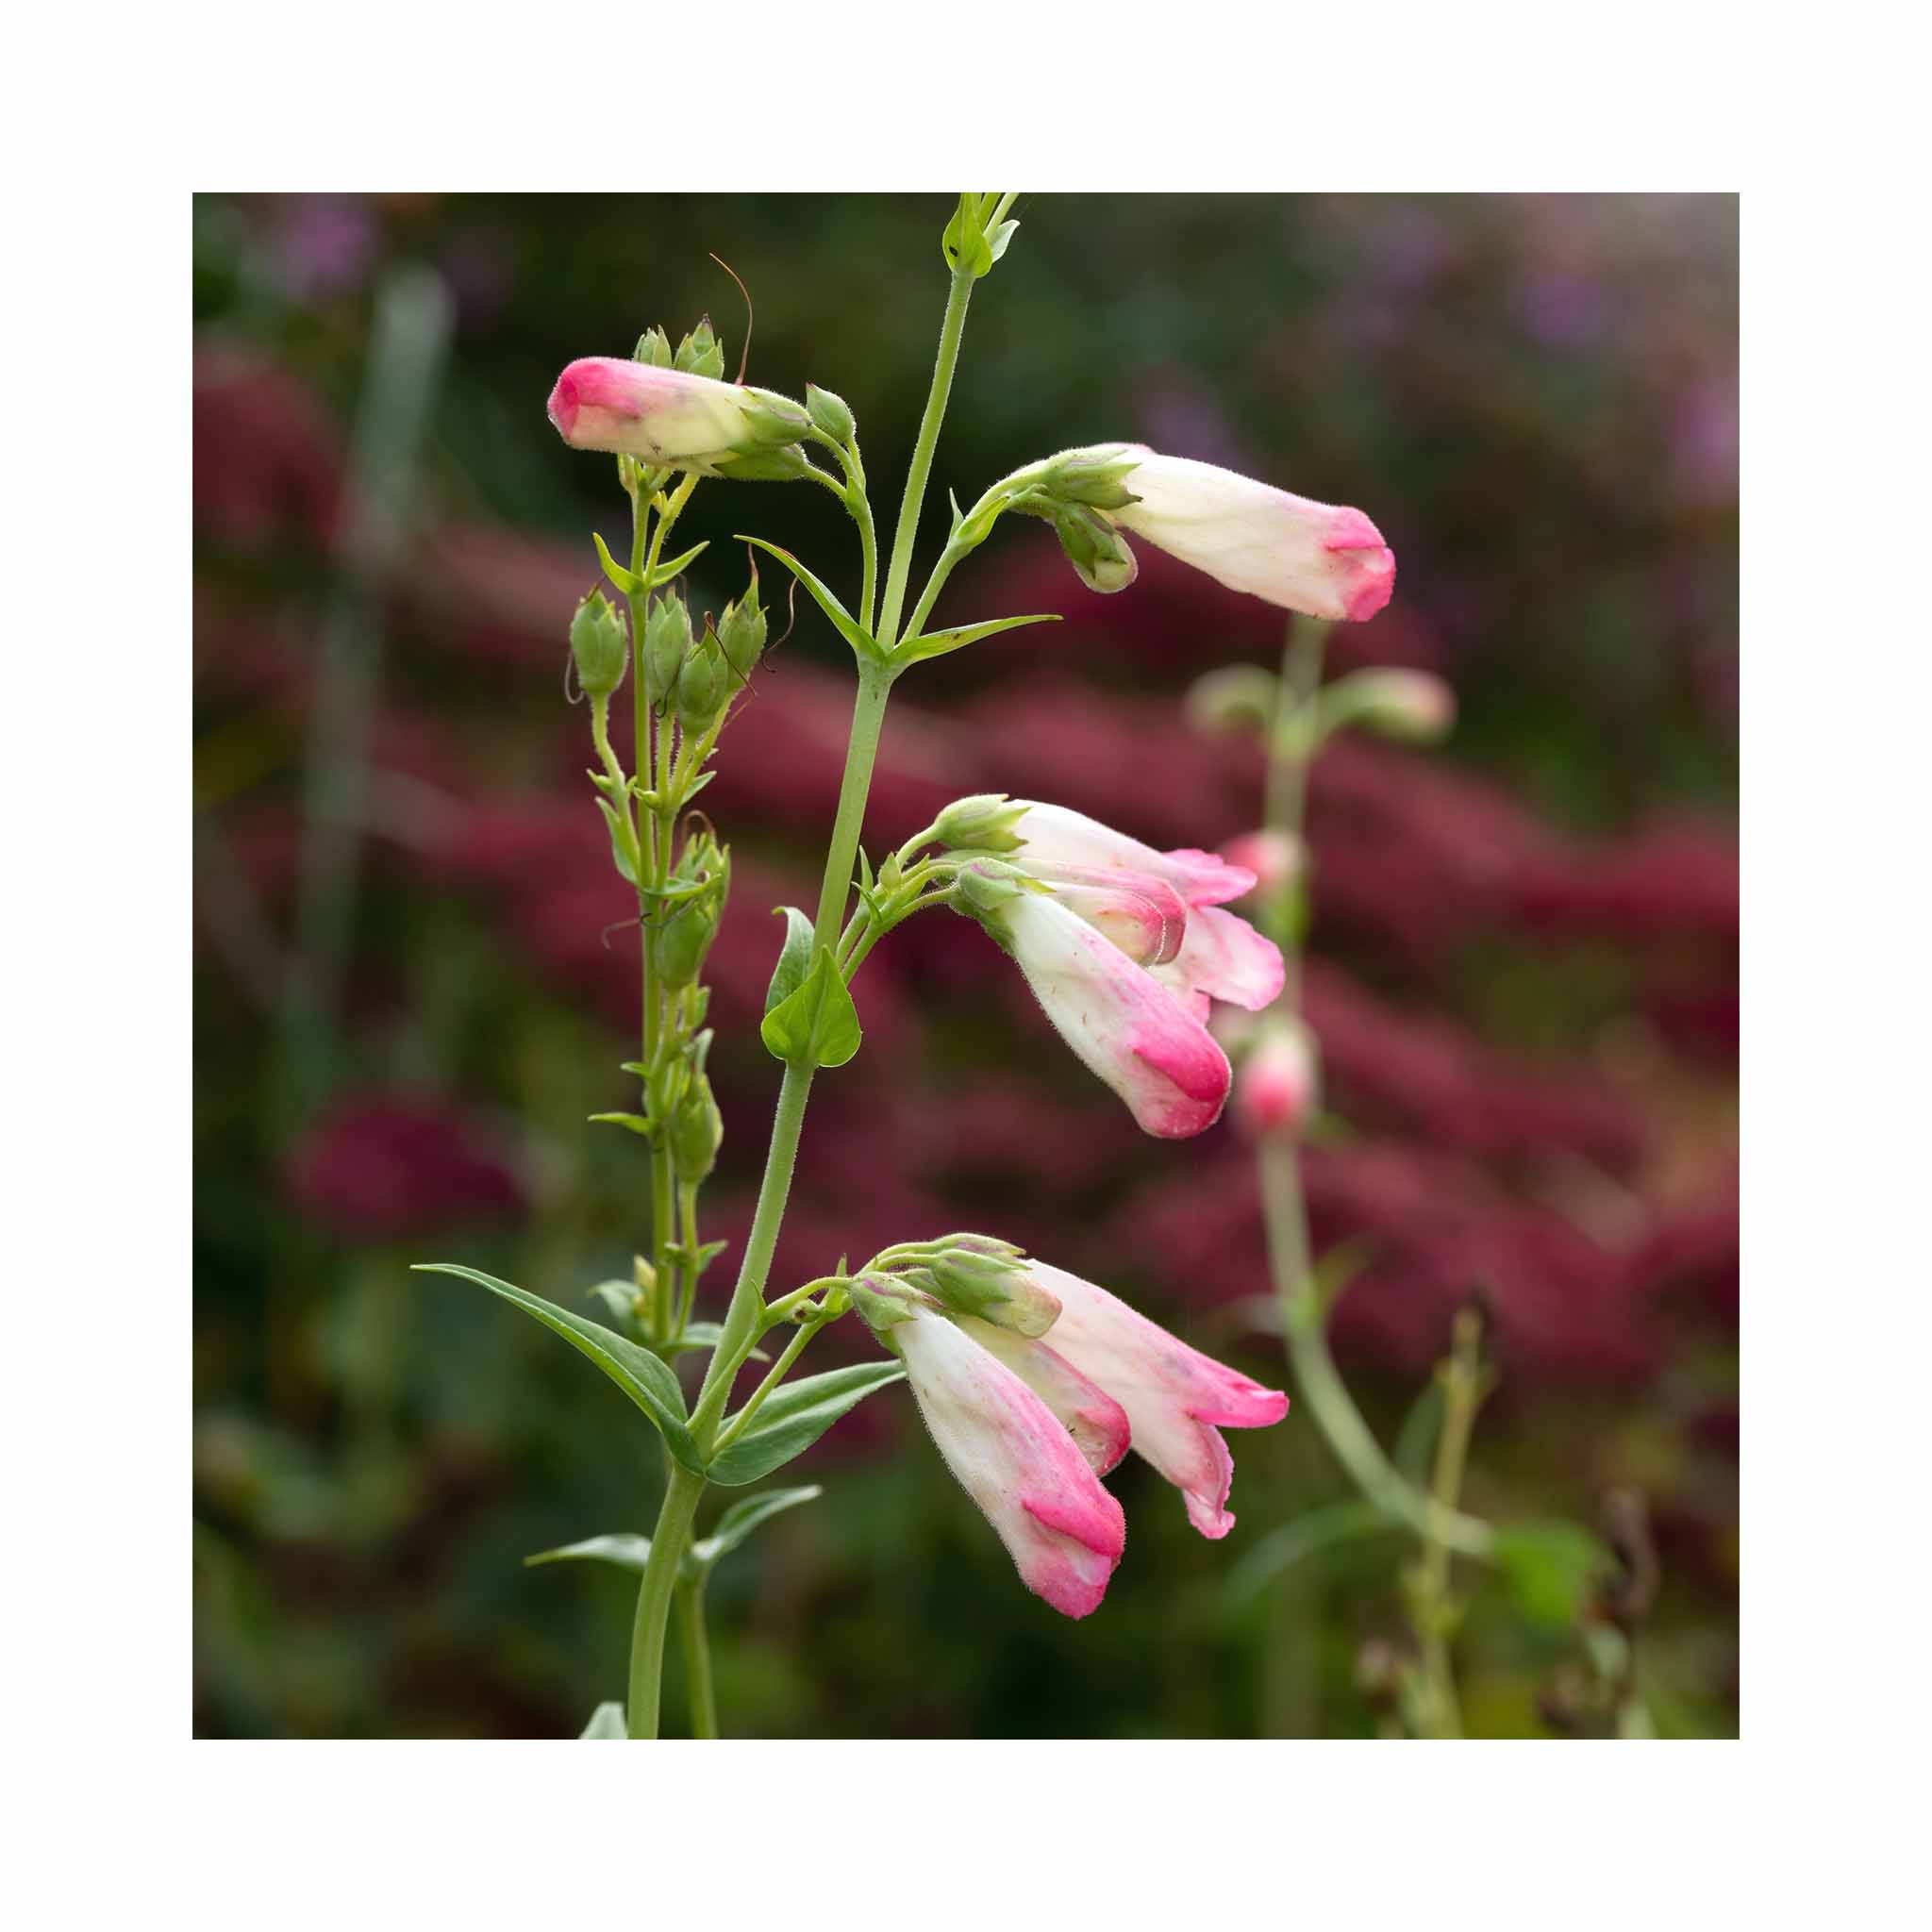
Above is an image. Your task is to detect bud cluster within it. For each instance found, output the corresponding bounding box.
[852,1234,1062,1342]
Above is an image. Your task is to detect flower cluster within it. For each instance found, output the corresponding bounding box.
[853,1239,1287,1616]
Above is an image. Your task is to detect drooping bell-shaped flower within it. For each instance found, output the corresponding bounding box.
[1021,1263,1289,1539]
[956,1316,1133,1477]
[891,1299,1126,1618]
[545,358,810,471]
[958,862,1232,1138]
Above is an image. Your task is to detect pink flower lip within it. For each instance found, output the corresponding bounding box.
[1324,508,1397,622]
[545,371,578,439]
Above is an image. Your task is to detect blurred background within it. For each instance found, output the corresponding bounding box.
[192,192,1737,1738]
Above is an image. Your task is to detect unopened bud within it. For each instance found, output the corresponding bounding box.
[850,1274,926,1341]
[1323,669,1456,743]
[931,793,1028,854]
[569,590,629,701]
[669,1073,724,1182]
[1052,503,1138,594]
[675,317,725,381]
[634,326,673,368]
[806,382,856,443]
[632,1253,657,1293]
[716,569,768,680]
[1234,1020,1320,1141]
[675,628,730,734]
[643,592,693,707]
[1187,665,1280,736]
[650,843,729,989]
[1223,829,1303,900]
[953,858,1032,922]
[1035,443,1141,510]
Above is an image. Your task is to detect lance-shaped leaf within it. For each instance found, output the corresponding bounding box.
[894,612,1060,664]
[763,907,816,1016]
[413,1263,702,1473]
[705,1363,905,1486]
[642,539,709,591]
[525,1532,657,1574]
[737,537,874,658]
[591,531,642,595]
[690,1486,824,1568]
[580,1702,628,1740]
[759,944,861,1069]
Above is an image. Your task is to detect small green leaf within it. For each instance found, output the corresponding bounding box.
[414,1264,702,1472]
[1393,1380,1444,1487]
[642,539,709,590]
[591,530,641,595]
[663,1320,766,1362]
[526,1532,655,1573]
[737,537,874,658]
[759,944,861,1069]
[986,219,1019,265]
[763,907,816,1017]
[706,1362,905,1486]
[1225,1500,1394,1604]
[1492,1519,1614,1627]
[594,798,638,884]
[587,1280,644,1334]
[691,1485,824,1568]
[895,612,1060,664]
[580,1701,628,1740]
[588,1111,655,1138]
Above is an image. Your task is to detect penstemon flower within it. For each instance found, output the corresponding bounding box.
[941,802,1284,1132]
[867,1289,1127,1619]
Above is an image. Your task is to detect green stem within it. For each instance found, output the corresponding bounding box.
[675,1577,719,1740]
[1411,1309,1489,1738]
[626,1461,706,1739]
[810,658,896,948]
[875,263,976,652]
[712,1317,824,1454]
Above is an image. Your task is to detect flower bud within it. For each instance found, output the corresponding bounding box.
[1033,443,1142,511]
[850,1274,928,1340]
[716,569,767,681]
[674,317,725,381]
[914,1240,1062,1338]
[1323,669,1456,743]
[931,793,1028,854]
[806,382,856,443]
[1222,830,1303,900]
[954,858,1033,923]
[1234,1019,1320,1141]
[1052,503,1138,594]
[675,627,730,735]
[643,592,692,707]
[668,1072,724,1182]
[1186,666,1280,737]
[634,327,673,368]
[650,841,729,989]
[569,590,629,701]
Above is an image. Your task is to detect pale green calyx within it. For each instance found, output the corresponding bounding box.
[931,794,1029,854]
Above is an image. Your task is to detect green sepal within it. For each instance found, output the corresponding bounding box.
[594,798,638,884]
[762,907,816,1016]
[705,1363,905,1486]
[690,1486,824,1567]
[588,1111,656,1138]
[580,1701,628,1740]
[737,537,876,660]
[895,611,1061,664]
[1492,1520,1615,1627]
[414,1263,702,1472]
[759,943,861,1069]
[591,530,642,595]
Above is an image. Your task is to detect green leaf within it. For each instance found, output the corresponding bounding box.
[594,798,638,884]
[642,539,709,590]
[737,537,874,658]
[1492,1519,1614,1627]
[1225,1499,1393,1604]
[580,1701,628,1740]
[413,1264,702,1472]
[591,530,641,595]
[691,1485,824,1567]
[986,219,1019,265]
[759,944,861,1069]
[662,1320,766,1362]
[941,192,996,276]
[1393,1380,1444,1487]
[588,1111,655,1138]
[526,1532,655,1573]
[586,1280,644,1334]
[763,907,816,1017]
[705,1363,905,1486]
[895,612,1060,664]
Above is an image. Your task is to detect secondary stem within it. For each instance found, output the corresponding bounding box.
[675,1579,719,1740]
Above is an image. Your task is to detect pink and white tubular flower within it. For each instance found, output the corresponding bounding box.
[1008,803,1286,1023]
[894,1300,1126,1619]
[546,357,803,466]
[1019,1263,1290,1539]
[1108,447,1395,623]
